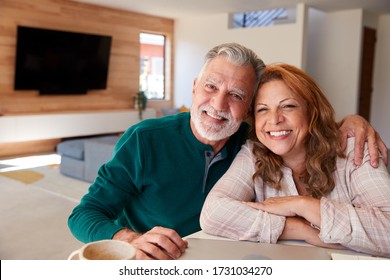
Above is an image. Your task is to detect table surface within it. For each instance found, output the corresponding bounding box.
[182,231,387,260]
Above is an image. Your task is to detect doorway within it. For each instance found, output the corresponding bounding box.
[358,27,377,121]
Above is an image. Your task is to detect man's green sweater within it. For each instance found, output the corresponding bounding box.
[68,112,248,242]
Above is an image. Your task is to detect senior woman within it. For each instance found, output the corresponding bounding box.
[200,63,390,257]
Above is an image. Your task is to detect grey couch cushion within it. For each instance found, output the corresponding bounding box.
[57,135,120,183]
[56,139,85,160]
[59,156,85,180]
[84,136,120,183]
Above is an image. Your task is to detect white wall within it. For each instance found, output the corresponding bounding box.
[371,14,390,146]
[173,5,390,146]
[307,10,390,145]
[173,4,307,107]
[307,9,363,121]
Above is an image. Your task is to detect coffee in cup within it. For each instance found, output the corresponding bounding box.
[68,239,136,260]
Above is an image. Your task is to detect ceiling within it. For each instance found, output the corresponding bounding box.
[72,0,390,18]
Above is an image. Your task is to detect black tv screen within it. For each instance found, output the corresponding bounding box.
[14,26,112,94]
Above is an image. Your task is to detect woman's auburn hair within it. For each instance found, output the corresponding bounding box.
[249,63,345,198]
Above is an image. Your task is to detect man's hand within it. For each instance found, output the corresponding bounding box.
[339,114,388,167]
[113,226,188,260]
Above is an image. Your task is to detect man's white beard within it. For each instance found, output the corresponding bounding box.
[191,104,241,141]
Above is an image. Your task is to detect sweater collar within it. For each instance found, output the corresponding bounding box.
[182,112,246,159]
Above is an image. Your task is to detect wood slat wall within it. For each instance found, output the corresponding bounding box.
[0,0,174,115]
[0,0,174,157]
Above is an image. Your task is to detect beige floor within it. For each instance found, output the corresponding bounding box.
[0,162,89,260]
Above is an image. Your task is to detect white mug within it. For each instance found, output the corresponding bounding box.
[68,239,136,260]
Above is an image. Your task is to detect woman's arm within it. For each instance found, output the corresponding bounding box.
[200,142,285,243]
[320,140,390,257]
[244,196,321,228]
[246,140,390,257]
[278,217,345,249]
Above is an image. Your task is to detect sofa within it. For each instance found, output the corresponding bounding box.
[56,135,120,183]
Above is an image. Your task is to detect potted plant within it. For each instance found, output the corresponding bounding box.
[134,91,147,120]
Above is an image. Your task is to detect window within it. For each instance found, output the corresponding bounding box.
[139,33,165,99]
[230,7,296,29]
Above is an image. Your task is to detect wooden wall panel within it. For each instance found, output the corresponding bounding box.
[0,0,174,115]
[0,139,61,158]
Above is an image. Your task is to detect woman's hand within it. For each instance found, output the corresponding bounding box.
[244,196,301,216]
[244,196,321,231]
[338,114,388,167]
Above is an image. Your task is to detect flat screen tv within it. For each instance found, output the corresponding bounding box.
[14,26,112,95]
